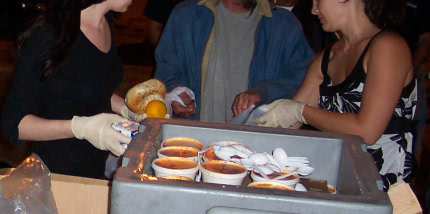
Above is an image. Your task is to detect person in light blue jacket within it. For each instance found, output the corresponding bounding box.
[154,0,314,122]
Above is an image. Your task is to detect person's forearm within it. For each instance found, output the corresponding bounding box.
[111,93,125,114]
[18,115,74,141]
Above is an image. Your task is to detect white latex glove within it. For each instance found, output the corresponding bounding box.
[253,99,307,128]
[71,113,131,156]
[120,104,146,122]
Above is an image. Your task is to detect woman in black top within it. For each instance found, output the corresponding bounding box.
[1,0,135,178]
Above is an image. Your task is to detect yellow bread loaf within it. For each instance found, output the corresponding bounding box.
[125,79,167,114]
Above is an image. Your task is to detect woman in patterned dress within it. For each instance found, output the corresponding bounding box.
[254,0,416,191]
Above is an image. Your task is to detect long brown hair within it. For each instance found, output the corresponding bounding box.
[15,0,106,80]
[343,0,405,29]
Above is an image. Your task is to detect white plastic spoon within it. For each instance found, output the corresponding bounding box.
[248,152,269,165]
[236,150,250,159]
[264,152,282,169]
[240,158,255,169]
[272,171,298,180]
[258,165,275,175]
[297,166,315,176]
[285,158,309,164]
[272,148,289,167]
[265,164,281,173]
[294,183,307,192]
[285,162,309,169]
[240,158,270,180]
[253,166,271,180]
[214,149,231,161]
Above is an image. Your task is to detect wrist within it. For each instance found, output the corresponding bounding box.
[300,103,309,124]
[120,104,129,117]
[71,116,84,139]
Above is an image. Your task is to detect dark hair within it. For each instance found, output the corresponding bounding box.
[15,0,105,79]
[353,0,406,29]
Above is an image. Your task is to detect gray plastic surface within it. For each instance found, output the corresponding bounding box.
[112,118,392,214]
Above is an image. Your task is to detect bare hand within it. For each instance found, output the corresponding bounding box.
[231,90,260,116]
[172,92,197,118]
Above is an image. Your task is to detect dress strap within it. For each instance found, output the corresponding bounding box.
[320,44,334,85]
[320,31,384,85]
[354,31,384,68]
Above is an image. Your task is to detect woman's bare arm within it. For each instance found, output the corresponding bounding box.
[301,32,414,145]
[18,115,74,141]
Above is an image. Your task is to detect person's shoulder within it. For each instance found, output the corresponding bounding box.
[270,6,296,19]
[19,22,56,55]
[170,0,200,14]
[264,6,303,30]
[367,31,412,62]
[170,0,210,19]
[174,0,200,10]
[371,31,410,51]
[29,23,56,43]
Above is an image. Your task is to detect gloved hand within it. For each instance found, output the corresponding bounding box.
[120,104,146,122]
[253,99,307,128]
[71,113,131,156]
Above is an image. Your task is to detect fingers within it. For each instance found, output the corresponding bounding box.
[108,114,129,123]
[171,92,196,118]
[253,114,269,125]
[110,145,126,156]
[232,94,247,116]
[103,114,131,155]
[253,111,279,128]
[172,101,196,118]
[232,90,260,116]
[178,92,194,106]
[107,129,131,156]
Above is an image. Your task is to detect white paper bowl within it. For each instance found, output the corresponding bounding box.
[200,160,247,186]
[248,181,294,191]
[250,171,300,188]
[152,157,199,180]
[206,141,249,149]
[157,146,199,162]
[161,137,203,150]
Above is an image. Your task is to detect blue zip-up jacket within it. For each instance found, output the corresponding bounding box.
[154,0,314,120]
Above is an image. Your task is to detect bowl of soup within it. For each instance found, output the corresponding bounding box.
[152,157,199,180]
[157,146,199,162]
[199,160,247,186]
[161,137,203,150]
[248,181,294,191]
[250,170,299,188]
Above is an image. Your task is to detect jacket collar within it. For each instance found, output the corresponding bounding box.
[197,0,272,18]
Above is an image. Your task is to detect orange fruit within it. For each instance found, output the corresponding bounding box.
[145,100,167,118]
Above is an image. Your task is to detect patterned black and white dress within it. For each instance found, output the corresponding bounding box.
[318,34,418,191]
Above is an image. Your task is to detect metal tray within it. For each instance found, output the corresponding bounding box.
[111,118,392,214]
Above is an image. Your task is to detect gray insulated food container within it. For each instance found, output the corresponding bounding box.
[111,118,392,214]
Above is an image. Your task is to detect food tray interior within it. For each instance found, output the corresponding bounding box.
[112,118,391,214]
[159,124,342,189]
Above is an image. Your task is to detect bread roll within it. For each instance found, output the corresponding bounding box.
[125,79,167,114]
